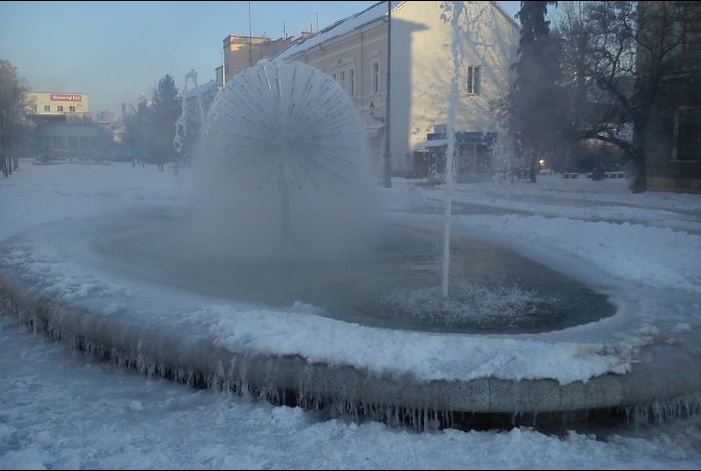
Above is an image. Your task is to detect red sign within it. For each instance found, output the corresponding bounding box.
[50,93,82,102]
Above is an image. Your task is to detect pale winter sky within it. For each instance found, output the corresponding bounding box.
[0,1,522,115]
[1,159,700,469]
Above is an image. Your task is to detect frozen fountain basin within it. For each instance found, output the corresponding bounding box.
[93,207,616,335]
[2,207,700,430]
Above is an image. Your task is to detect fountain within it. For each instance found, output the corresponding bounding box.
[441,1,463,299]
[97,59,614,335]
[173,69,206,169]
[1,58,700,431]
[189,59,381,259]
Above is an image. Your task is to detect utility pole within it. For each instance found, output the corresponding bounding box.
[382,0,392,188]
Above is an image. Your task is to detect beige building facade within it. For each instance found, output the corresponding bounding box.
[222,34,295,83]
[22,92,102,159]
[26,91,91,121]
[275,1,519,179]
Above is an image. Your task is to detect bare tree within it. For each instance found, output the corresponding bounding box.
[556,1,698,193]
[0,59,28,177]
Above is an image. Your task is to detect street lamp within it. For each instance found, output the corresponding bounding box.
[382,0,392,188]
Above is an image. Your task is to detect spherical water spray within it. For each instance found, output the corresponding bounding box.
[189,60,380,261]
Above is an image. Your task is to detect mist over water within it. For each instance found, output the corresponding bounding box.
[118,59,614,333]
[180,60,383,262]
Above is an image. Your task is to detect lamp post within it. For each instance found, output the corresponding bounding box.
[382,0,392,188]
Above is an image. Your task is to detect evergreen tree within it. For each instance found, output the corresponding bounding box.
[0,60,28,177]
[148,74,181,171]
[509,1,564,182]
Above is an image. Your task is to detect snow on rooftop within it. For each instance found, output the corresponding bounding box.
[275,1,404,61]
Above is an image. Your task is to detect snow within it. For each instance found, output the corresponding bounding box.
[1,160,701,470]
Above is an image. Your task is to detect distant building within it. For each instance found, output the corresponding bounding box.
[173,34,294,144]
[25,92,92,122]
[21,91,102,160]
[95,110,118,125]
[170,34,295,161]
[274,1,519,180]
[221,34,295,83]
[641,1,701,193]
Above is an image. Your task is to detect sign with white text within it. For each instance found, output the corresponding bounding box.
[50,93,83,102]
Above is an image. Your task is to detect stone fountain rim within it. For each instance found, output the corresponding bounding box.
[1,212,700,415]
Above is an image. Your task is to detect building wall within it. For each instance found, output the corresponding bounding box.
[643,1,701,193]
[34,123,99,149]
[284,15,388,177]
[644,59,701,193]
[26,92,91,120]
[395,1,518,177]
[21,92,121,160]
[224,35,295,82]
[278,1,518,178]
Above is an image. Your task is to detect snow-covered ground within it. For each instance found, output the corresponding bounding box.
[1,160,701,470]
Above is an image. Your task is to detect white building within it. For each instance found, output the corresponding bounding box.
[274,1,519,180]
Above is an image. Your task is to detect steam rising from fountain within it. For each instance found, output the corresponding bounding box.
[153,59,612,333]
[186,60,381,261]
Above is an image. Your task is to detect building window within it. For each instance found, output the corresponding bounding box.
[69,105,76,112]
[676,108,701,161]
[44,105,50,112]
[339,70,346,90]
[57,105,64,112]
[682,2,701,52]
[332,72,337,82]
[348,68,355,96]
[371,59,380,95]
[467,66,481,95]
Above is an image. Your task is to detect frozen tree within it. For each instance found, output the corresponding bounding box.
[0,59,28,177]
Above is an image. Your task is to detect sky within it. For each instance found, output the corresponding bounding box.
[1,158,701,469]
[0,1,522,116]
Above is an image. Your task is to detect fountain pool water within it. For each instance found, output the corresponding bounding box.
[1,59,700,431]
[91,206,616,335]
[116,58,613,335]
